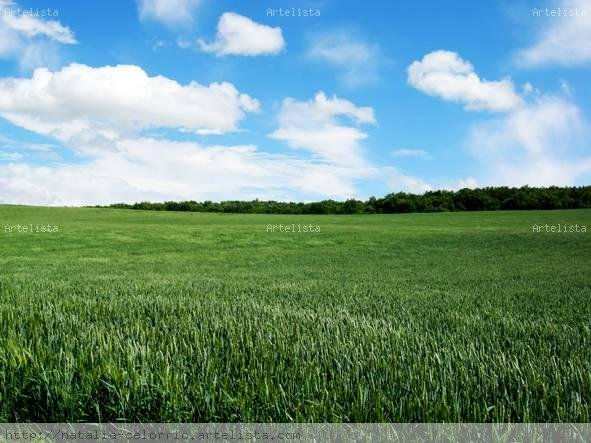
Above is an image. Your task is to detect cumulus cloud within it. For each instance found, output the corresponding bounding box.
[137,0,200,28]
[0,67,377,205]
[407,50,522,112]
[307,31,380,86]
[467,96,591,186]
[386,168,432,194]
[384,167,478,194]
[0,138,374,205]
[0,0,76,69]
[0,0,76,43]
[409,49,591,186]
[0,63,260,152]
[269,92,376,166]
[198,12,285,56]
[2,15,75,44]
[516,0,591,67]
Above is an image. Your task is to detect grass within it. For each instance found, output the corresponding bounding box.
[0,205,590,422]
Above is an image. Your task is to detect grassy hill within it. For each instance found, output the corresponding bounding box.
[1,206,590,421]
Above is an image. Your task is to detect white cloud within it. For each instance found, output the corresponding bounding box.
[407,50,522,112]
[0,19,20,57]
[467,96,591,186]
[0,63,260,152]
[1,9,76,44]
[151,39,169,51]
[0,138,374,205]
[198,12,285,56]
[0,151,22,161]
[176,37,192,48]
[410,49,591,186]
[386,168,432,194]
[516,0,591,67]
[0,0,76,69]
[522,82,536,95]
[0,68,377,205]
[391,149,432,160]
[0,134,59,152]
[307,31,379,86]
[560,79,574,96]
[137,0,200,28]
[17,40,61,71]
[269,92,376,166]
[384,167,478,194]
[457,177,479,189]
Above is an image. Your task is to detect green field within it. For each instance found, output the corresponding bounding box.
[0,205,590,422]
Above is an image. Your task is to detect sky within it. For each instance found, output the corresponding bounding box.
[0,0,590,205]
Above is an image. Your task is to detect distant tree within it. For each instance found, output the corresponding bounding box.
[343,199,364,214]
[101,186,591,215]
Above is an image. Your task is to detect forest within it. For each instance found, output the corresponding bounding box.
[101,186,591,214]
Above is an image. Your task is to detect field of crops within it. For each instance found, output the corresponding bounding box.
[0,205,590,422]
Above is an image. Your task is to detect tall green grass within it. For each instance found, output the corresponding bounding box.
[0,206,590,422]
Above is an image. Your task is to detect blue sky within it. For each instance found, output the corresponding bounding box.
[0,0,589,205]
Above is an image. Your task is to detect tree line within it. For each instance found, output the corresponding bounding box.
[100,186,591,214]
